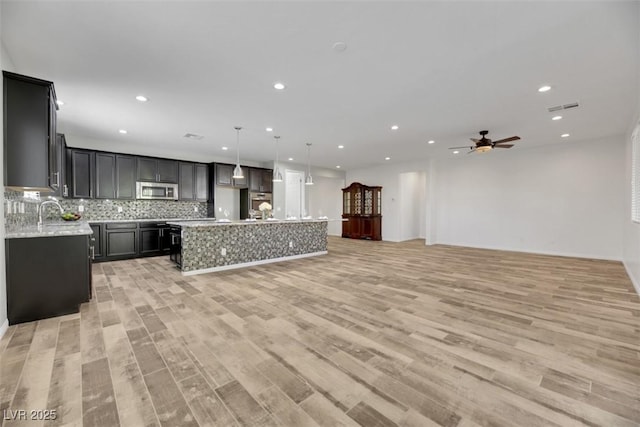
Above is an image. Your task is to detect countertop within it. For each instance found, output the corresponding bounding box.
[88,218,214,223]
[6,222,94,239]
[6,217,212,239]
[168,218,330,227]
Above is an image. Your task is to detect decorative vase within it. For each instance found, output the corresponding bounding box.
[262,210,267,220]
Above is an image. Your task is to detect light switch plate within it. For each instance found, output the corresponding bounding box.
[78,205,85,212]
[117,206,123,213]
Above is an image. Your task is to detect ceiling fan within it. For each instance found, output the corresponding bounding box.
[450,130,521,153]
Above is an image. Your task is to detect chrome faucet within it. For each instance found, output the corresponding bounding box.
[37,200,64,227]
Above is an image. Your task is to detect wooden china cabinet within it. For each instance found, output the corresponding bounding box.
[342,182,382,240]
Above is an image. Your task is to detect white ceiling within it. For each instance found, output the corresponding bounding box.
[2,1,639,170]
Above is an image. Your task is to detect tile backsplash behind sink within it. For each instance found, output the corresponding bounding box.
[4,190,207,231]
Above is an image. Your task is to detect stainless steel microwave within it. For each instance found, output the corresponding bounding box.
[136,182,179,200]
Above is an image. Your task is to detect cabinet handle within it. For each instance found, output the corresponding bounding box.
[52,172,60,188]
[159,229,164,237]
[90,246,95,260]
[63,185,68,197]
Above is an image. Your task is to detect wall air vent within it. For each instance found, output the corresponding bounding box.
[547,102,580,112]
[183,133,204,140]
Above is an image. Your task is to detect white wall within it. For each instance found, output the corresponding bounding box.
[271,161,345,228]
[623,120,640,293]
[432,137,626,260]
[213,187,240,220]
[622,5,640,294]
[347,160,428,242]
[399,172,427,241]
[308,175,345,236]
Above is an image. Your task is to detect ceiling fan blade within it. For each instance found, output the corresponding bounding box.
[494,144,514,148]
[449,146,473,149]
[493,136,520,144]
[470,138,480,143]
[467,149,476,154]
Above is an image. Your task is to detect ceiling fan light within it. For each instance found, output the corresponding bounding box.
[305,174,314,186]
[476,146,492,153]
[232,164,244,179]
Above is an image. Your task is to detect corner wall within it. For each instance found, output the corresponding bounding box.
[622,3,640,294]
[346,160,428,242]
[432,136,626,261]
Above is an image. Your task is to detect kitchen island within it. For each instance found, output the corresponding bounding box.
[167,219,328,275]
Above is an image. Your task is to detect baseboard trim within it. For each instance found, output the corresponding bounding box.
[0,319,8,341]
[432,241,622,262]
[623,261,640,296]
[182,251,328,276]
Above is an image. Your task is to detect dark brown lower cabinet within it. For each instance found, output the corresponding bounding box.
[139,222,170,256]
[342,216,382,240]
[105,223,137,259]
[6,235,92,325]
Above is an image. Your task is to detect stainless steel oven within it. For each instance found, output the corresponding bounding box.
[250,192,272,211]
[136,182,179,200]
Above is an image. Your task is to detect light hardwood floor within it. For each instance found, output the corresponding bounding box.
[0,237,638,427]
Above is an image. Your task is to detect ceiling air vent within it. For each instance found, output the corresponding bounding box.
[547,101,580,112]
[183,133,203,140]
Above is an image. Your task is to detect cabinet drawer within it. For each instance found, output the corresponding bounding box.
[139,222,167,229]
[106,222,137,230]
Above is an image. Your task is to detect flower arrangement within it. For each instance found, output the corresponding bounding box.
[258,202,272,212]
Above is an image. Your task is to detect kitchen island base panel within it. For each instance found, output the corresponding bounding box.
[182,250,327,276]
[173,220,328,273]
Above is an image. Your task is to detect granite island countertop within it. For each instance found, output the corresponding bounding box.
[6,222,94,239]
[167,218,330,227]
[87,217,215,223]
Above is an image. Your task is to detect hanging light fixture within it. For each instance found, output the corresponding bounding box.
[232,126,244,179]
[273,135,283,182]
[305,142,314,186]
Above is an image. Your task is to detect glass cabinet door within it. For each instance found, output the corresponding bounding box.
[343,191,351,214]
[364,189,373,215]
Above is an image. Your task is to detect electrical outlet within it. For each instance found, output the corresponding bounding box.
[289,241,293,248]
[221,248,226,256]
[78,205,85,213]
[117,206,123,213]
[194,206,198,212]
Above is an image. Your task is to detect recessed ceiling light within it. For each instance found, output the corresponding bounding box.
[274,82,286,90]
[538,85,552,93]
[56,100,64,106]
[385,157,391,160]
[183,133,203,140]
[338,145,344,149]
[119,129,127,134]
[135,95,148,102]
[552,115,562,121]
[222,146,229,150]
[427,140,435,144]
[336,165,341,168]
[561,133,570,138]
[391,125,399,130]
[332,42,347,52]
[453,150,460,154]
[288,157,294,161]
[266,127,273,132]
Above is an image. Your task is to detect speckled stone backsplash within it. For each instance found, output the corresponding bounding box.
[4,190,207,231]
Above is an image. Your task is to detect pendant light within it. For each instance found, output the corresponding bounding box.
[232,126,244,179]
[305,142,314,186]
[273,135,283,182]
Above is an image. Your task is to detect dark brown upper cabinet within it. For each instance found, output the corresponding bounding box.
[3,71,58,192]
[137,157,178,183]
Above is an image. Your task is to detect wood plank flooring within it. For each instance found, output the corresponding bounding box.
[0,237,638,426]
